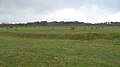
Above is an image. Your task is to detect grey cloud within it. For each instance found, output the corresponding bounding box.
[0,0,120,15]
[94,0,120,11]
[0,0,120,22]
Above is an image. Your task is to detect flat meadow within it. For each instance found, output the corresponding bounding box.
[0,26,120,67]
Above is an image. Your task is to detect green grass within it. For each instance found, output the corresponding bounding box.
[0,26,120,67]
[0,26,120,34]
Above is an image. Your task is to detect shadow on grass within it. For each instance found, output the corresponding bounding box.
[0,32,120,40]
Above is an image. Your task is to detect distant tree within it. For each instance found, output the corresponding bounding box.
[40,21,48,25]
[41,21,48,24]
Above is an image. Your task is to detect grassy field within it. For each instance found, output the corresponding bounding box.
[0,26,120,67]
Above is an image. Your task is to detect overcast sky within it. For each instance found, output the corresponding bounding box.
[0,0,120,23]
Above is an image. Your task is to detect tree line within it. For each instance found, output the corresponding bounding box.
[0,21,120,27]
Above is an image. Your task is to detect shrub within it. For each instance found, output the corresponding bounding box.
[71,26,75,30]
[10,26,12,28]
